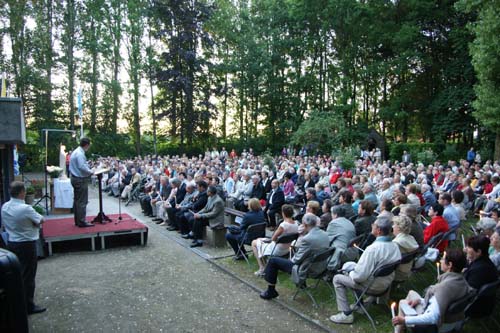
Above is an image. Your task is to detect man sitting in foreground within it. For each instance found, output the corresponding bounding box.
[259,213,329,300]
[330,216,401,324]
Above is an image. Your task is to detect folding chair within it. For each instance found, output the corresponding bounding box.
[268,232,299,260]
[345,260,401,332]
[292,247,336,307]
[347,234,366,250]
[458,279,500,331]
[393,248,421,286]
[236,222,267,264]
[435,227,459,248]
[436,290,477,333]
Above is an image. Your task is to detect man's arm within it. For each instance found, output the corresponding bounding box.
[404,296,440,326]
[291,237,311,265]
[350,246,376,283]
[200,200,224,220]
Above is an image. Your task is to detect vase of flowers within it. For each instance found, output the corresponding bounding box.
[46,165,63,178]
[31,179,44,198]
[25,185,35,204]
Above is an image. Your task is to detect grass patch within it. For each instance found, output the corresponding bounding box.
[215,216,500,332]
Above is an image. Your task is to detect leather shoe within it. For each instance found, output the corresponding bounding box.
[190,242,203,248]
[259,289,279,300]
[28,305,46,315]
[181,234,193,239]
[167,226,177,231]
[78,222,95,228]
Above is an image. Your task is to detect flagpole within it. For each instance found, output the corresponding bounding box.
[78,88,84,138]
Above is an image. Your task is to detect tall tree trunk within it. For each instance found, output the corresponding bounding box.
[64,0,76,130]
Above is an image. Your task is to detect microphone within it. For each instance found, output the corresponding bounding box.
[91,153,101,158]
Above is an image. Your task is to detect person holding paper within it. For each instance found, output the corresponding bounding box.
[392,249,473,333]
[69,137,94,227]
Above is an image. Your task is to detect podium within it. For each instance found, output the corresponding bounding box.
[92,168,111,224]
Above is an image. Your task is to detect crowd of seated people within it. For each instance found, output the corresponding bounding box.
[87,147,500,330]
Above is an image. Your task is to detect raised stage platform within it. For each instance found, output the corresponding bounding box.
[42,214,148,255]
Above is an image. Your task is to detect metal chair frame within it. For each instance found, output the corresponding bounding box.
[345,260,401,332]
[292,247,336,307]
[236,222,267,264]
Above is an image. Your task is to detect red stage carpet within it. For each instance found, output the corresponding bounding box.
[43,214,148,255]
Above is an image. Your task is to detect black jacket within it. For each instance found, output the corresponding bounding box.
[464,256,498,317]
[267,188,285,211]
[192,191,208,212]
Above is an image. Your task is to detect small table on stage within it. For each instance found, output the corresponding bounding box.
[92,168,112,224]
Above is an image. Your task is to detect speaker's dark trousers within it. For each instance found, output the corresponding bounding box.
[71,176,89,225]
[8,240,38,310]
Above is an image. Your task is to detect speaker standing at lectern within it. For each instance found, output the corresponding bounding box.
[69,138,95,228]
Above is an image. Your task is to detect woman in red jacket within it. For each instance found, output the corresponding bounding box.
[424,202,449,252]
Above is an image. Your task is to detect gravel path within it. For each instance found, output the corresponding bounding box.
[28,183,322,332]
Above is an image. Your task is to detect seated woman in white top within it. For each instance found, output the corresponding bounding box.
[251,204,299,276]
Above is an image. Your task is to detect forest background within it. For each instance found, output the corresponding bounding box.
[1,0,499,170]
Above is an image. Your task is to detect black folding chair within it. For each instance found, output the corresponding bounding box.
[393,248,421,285]
[460,279,500,332]
[268,232,299,260]
[236,222,267,264]
[292,247,336,307]
[435,227,459,248]
[345,260,401,332]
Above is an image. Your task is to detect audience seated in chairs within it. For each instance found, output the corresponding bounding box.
[186,185,225,248]
[121,167,141,200]
[400,204,425,248]
[166,182,194,232]
[151,176,171,222]
[264,179,285,231]
[489,227,500,272]
[475,217,497,237]
[336,190,356,220]
[251,204,299,276]
[180,181,208,239]
[392,249,474,333]
[354,200,376,236]
[463,235,498,318]
[378,198,394,219]
[319,199,333,230]
[226,198,266,259]
[330,216,401,324]
[392,215,419,282]
[326,205,356,272]
[423,203,449,253]
[259,213,329,300]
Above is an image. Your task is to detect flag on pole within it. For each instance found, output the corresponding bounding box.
[77,88,83,118]
[1,73,6,97]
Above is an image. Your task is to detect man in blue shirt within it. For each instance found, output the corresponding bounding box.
[2,181,46,314]
[69,137,94,227]
[439,193,460,240]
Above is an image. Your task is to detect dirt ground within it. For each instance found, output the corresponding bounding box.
[28,182,323,333]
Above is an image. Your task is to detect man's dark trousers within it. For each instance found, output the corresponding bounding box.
[190,216,209,240]
[8,241,37,310]
[71,176,89,226]
[225,232,245,255]
[264,257,294,284]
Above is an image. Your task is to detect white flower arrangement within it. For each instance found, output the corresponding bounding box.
[46,165,63,178]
